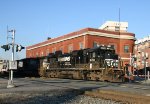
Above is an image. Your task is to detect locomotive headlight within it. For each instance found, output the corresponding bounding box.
[113,63,116,67]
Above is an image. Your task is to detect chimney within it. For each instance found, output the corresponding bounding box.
[47,37,51,40]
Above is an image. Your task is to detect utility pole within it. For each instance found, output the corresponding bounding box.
[143,53,147,82]
[7,29,15,88]
[144,56,146,82]
[141,52,148,82]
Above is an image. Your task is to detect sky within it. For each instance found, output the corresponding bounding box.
[0,0,150,60]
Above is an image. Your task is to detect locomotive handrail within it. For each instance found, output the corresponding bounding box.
[46,67,105,70]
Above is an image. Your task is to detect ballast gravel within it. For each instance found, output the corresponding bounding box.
[0,89,123,104]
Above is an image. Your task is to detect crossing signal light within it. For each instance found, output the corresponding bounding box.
[16,45,25,52]
[1,45,10,51]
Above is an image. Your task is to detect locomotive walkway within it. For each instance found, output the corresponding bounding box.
[0,77,149,103]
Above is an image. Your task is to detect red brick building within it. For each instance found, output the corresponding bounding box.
[26,27,135,65]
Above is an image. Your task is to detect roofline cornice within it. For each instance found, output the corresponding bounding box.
[27,29,135,51]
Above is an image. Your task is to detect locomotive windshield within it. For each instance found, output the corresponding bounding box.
[103,49,119,68]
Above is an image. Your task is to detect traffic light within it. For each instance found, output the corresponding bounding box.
[16,45,25,52]
[1,45,10,51]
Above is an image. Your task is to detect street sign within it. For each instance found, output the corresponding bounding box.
[9,61,17,70]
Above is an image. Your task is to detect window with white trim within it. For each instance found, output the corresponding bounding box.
[79,42,84,49]
[36,52,39,57]
[93,42,99,48]
[46,49,49,56]
[60,46,63,53]
[68,44,73,53]
[115,26,120,31]
[52,48,56,53]
[41,51,44,56]
[124,45,129,53]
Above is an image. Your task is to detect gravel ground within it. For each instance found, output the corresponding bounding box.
[65,95,122,104]
[0,89,123,104]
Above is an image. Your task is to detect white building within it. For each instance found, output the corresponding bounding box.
[99,21,128,32]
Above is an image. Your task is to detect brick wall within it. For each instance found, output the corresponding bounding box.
[26,28,135,65]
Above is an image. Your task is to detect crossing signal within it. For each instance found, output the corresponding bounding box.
[16,45,25,52]
[1,45,10,51]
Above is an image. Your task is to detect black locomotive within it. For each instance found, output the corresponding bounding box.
[0,45,125,82]
[38,45,124,82]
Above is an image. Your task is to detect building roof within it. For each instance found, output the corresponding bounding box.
[27,28,135,50]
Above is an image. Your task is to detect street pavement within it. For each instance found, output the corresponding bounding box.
[0,77,149,96]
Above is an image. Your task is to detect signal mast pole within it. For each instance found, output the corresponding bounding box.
[11,30,15,80]
[7,29,15,88]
